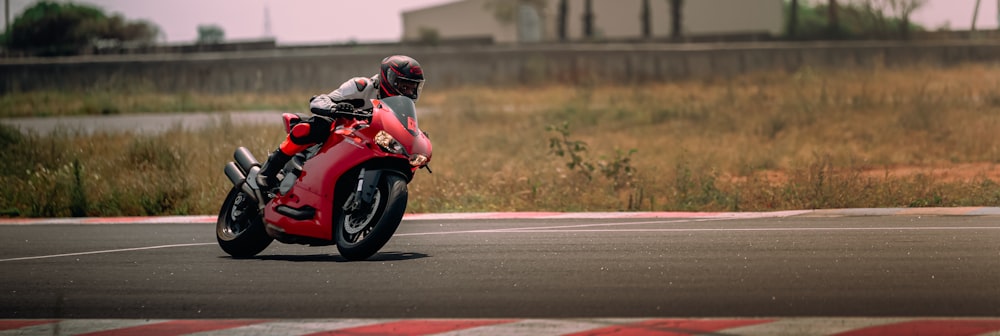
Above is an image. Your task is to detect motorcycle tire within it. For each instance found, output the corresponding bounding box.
[217,187,273,258]
[335,173,408,261]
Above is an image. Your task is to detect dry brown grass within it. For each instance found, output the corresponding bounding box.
[410,63,1000,212]
[3,63,1000,217]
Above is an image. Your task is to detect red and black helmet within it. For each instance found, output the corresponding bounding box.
[379,55,425,100]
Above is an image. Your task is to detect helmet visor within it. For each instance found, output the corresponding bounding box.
[396,78,424,99]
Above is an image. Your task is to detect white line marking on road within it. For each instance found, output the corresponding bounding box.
[395,218,728,236]
[489,218,732,231]
[6,219,997,262]
[396,215,1000,237]
[491,226,1000,233]
[0,243,215,262]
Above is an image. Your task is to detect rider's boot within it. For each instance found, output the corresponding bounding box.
[256,148,292,192]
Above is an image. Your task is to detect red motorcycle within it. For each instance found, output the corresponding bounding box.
[217,96,432,261]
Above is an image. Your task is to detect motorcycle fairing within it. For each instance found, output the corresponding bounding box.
[263,96,429,241]
[375,97,433,162]
[264,131,378,240]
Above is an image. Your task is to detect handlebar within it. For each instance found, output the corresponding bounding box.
[334,110,371,119]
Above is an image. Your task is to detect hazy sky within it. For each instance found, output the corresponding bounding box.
[2,0,998,44]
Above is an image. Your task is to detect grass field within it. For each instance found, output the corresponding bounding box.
[3,63,1000,217]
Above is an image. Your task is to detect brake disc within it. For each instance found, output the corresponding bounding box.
[344,190,380,235]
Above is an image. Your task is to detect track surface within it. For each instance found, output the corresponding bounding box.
[2,211,1000,335]
[2,212,999,320]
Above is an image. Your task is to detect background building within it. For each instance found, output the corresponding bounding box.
[401,0,784,44]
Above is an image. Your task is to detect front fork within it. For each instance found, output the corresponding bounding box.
[344,168,382,215]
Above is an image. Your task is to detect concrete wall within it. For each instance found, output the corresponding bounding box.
[3,41,1000,94]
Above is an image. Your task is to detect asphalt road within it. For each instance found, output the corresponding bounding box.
[1,215,998,319]
[1,111,284,135]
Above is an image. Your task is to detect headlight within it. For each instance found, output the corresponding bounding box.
[409,154,428,167]
[375,130,404,154]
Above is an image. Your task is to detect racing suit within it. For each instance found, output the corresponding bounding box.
[256,75,382,191]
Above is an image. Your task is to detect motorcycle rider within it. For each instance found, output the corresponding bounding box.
[255,55,425,191]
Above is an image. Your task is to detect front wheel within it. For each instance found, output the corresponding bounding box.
[335,173,408,261]
[217,187,273,258]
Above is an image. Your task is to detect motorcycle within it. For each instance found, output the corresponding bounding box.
[217,96,432,261]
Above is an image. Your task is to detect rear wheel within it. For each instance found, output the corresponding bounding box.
[335,173,408,261]
[217,187,273,258]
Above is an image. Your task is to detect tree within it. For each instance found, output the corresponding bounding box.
[883,0,927,39]
[971,0,981,31]
[197,24,225,44]
[786,0,841,39]
[557,0,568,41]
[788,0,799,38]
[583,0,594,38]
[784,0,926,40]
[87,14,160,48]
[791,0,843,39]
[855,0,926,39]
[6,1,159,56]
[9,1,103,55]
[641,0,651,38]
[669,0,683,40]
[828,0,840,38]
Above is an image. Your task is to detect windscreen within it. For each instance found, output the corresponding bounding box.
[381,96,418,136]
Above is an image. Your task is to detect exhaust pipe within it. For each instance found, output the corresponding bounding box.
[224,162,245,187]
[233,147,260,174]
[225,161,258,198]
